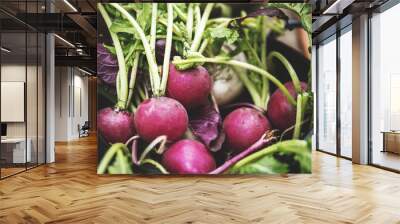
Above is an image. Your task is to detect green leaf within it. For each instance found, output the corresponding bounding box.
[267,3,312,43]
[229,139,311,174]
[228,156,288,174]
[215,3,232,17]
[274,3,311,30]
[136,3,152,32]
[173,52,206,70]
[98,142,134,175]
[108,149,133,174]
[206,26,239,44]
[103,44,116,55]
[110,20,136,34]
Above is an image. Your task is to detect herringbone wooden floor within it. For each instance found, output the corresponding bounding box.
[0,135,400,224]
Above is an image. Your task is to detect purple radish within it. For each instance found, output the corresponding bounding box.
[155,39,176,64]
[162,139,216,174]
[223,107,271,153]
[267,82,308,131]
[167,64,212,109]
[134,97,188,142]
[97,107,135,144]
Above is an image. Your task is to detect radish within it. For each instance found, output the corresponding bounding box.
[223,107,272,153]
[211,50,245,106]
[155,39,176,64]
[267,81,308,131]
[211,68,243,106]
[98,5,139,145]
[134,97,188,142]
[167,64,212,109]
[110,4,186,143]
[162,139,216,174]
[98,3,314,175]
[97,107,135,144]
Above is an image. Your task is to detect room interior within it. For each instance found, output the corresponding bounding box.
[0,29,46,177]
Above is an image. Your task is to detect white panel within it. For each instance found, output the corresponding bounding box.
[317,38,337,154]
[73,86,81,138]
[340,29,353,158]
[352,14,369,164]
[46,31,56,163]
[1,82,25,122]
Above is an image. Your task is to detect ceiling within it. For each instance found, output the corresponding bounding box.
[1,0,394,72]
[312,0,390,43]
[0,0,97,73]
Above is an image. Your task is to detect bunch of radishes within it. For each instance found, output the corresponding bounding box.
[97,3,311,175]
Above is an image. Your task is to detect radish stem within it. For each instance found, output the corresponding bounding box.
[268,51,301,94]
[97,143,127,174]
[110,3,160,96]
[138,135,167,164]
[198,39,208,54]
[142,159,169,174]
[260,17,269,108]
[126,52,140,109]
[293,94,302,139]
[99,4,128,110]
[210,133,274,174]
[194,5,201,33]
[150,3,158,53]
[293,93,309,139]
[156,35,184,42]
[130,138,139,165]
[173,57,296,105]
[186,4,194,42]
[116,71,121,100]
[172,4,187,21]
[159,19,183,37]
[243,33,263,67]
[160,4,174,95]
[138,85,147,101]
[190,3,214,52]
[231,66,261,107]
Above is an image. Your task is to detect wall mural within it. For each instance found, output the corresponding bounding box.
[97,3,312,175]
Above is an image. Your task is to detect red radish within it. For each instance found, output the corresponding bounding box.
[267,82,308,131]
[162,139,216,174]
[167,64,212,109]
[223,107,271,153]
[97,107,135,144]
[134,97,188,142]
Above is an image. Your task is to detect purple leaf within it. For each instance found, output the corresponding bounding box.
[97,43,118,86]
[230,7,288,27]
[189,102,225,152]
[246,7,288,20]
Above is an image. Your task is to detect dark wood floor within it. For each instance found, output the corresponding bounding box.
[0,135,399,223]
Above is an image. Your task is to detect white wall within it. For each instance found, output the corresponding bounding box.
[55,66,68,141]
[1,63,46,164]
[311,45,316,150]
[47,33,55,163]
[72,72,89,138]
[55,67,89,141]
